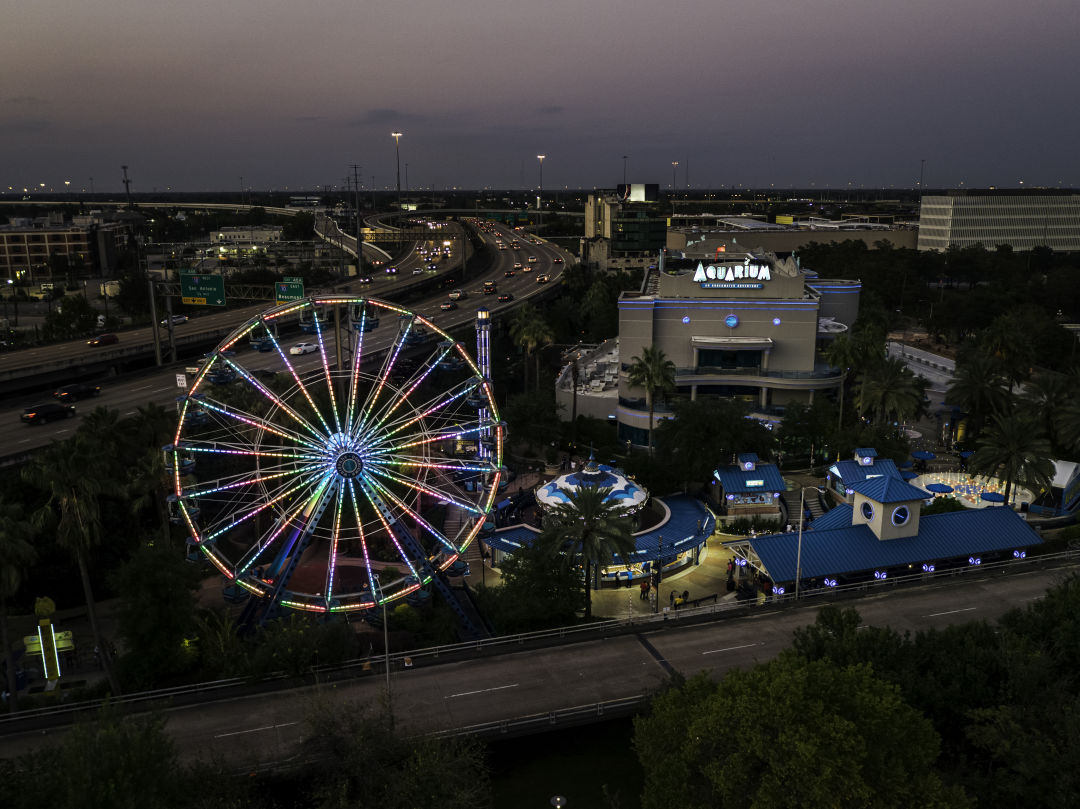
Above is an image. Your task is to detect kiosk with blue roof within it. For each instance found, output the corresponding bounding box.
[826,447,902,503]
[709,453,785,523]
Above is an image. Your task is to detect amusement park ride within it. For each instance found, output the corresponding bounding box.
[165,296,504,634]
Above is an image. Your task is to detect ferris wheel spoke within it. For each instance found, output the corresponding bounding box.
[194,396,325,452]
[344,480,381,602]
[368,422,487,457]
[266,311,335,436]
[182,464,323,499]
[309,309,344,435]
[366,464,486,517]
[204,472,325,545]
[368,454,498,475]
[219,356,326,442]
[363,475,457,554]
[344,308,370,435]
[322,477,348,603]
[234,473,334,574]
[355,478,423,583]
[364,377,481,446]
[354,317,415,437]
[362,340,454,434]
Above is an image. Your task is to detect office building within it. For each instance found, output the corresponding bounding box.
[917,191,1080,252]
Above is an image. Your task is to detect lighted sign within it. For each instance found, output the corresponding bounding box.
[874,570,888,580]
[862,457,872,465]
[968,557,981,566]
[745,479,764,487]
[682,315,691,324]
[693,258,772,288]
[725,314,739,328]
[772,317,781,326]
[922,563,935,572]
[824,578,837,587]
[1013,550,1026,559]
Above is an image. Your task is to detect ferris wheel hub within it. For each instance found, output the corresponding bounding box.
[334,451,364,479]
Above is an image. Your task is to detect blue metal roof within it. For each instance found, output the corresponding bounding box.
[748,506,1042,583]
[736,453,760,467]
[849,476,930,504]
[714,462,786,495]
[831,458,902,486]
[854,448,878,458]
[806,503,853,530]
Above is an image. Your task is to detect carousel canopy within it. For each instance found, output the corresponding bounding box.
[535,457,649,513]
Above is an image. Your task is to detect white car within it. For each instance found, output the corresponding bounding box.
[289,342,318,355]
[161,314,188,326]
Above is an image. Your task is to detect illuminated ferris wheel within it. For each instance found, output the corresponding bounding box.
[167,295,503,617]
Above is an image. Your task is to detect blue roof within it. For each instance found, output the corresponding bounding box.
[854,448,878,458]
[748,506,1042,583]
[714,462,786,495]
[832,458,902,487]
[806,503,853,530]
[736,453,760,467]
[849,477,930,504]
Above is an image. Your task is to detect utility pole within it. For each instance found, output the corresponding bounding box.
[919,159,926,194]
[622,155,628,186]
[121,165,133,209]
[350,164,363,278]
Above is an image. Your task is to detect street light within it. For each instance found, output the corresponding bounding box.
[391,132,403,212]
[671,161,679,218]
[536,154,545,229]
[794,486,825,600]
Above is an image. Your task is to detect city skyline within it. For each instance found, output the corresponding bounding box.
[3,0,1079,193]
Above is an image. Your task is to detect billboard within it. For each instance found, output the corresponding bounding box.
[617,183,659,202]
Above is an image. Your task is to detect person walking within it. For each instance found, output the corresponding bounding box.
[669,589,676,608]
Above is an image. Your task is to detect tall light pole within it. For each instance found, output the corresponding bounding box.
[794,486,824,600]
[391,132,403,212]
[536,154,545,229]
[671,161,679,218]
[622,155,628,186]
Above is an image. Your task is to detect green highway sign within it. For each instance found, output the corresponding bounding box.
[276,278,305,304]
[180,272,226,306]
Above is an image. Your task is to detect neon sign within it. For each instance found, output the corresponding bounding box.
[693,259,772,288]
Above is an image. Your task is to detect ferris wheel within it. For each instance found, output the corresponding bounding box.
[167,295,503,616]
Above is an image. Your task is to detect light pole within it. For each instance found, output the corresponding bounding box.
[536,154,545,229]
[671,161,679,218]
[794,486,824,600]
[391,132,403,212]
[622,155,628,186]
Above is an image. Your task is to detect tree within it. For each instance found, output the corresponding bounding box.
[508,303,554,391]
[22,440,122,695]
[657,398,773,489]
[1023,370,1075,456]
[854,356,926,426]
[626,345,676,455]
[536,485,636,620]
[474,541,582,633]
[969,411,1054,507]
[634,661,968,809]
[946,352,1010,442]
[0,496,35,712]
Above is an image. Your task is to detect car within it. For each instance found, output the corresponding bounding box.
[553,257,564,264]
[513,262,523,270]
[448,290,467,301]
[528,255,538,263]
[386,266,398,274]
[504,270,516,278]
[497,293,514,302]
[412,268,424,275]
[483,281,497,294]
[53,383,102,402]
[536,274,551,284]
[289,342,318,355]
[22,402,76,424]
[357,275,373,285]
[87,333,118,346]
[440,301,458,311]
[522,264,533,272]
[160,314,189,326]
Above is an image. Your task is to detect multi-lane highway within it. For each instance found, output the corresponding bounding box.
[0,219,569,462]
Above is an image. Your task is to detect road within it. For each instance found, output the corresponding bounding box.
[0,563,1067,765]
[0,220,569,461]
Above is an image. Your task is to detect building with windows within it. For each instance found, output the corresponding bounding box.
[614,250,860,447]
[0,218,127,284]
[581,190,667,272]
[917,191,1080,252]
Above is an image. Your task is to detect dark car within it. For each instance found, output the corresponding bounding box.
[22,402,76,424]
[53,383,102,402]
[503,270,516,278]
[87,333,118,346]
[497,293,514,302]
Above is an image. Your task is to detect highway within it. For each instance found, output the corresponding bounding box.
[0,219,569,462]
[0,563,1068,765]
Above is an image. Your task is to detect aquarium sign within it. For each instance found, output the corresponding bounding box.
[694,258,771,288]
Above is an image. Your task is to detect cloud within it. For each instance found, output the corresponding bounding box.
[291,115,324,123]
[347,108,427,127]
[536,105,564,115]
[3,96,45,107]
[0,119,53,133]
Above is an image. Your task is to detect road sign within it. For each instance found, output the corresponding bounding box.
[176,374,187,389]
[180,272,226,306]
[276,278,305,304]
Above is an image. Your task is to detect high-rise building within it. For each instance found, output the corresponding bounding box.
[917,191,1080,252]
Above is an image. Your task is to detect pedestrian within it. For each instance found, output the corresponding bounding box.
[640,580,649,600]
[669,590,676,607]
[682,589,690,604]
[696,519,702,536]
[726,560,733,575]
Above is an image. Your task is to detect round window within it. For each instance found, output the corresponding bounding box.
[860,501,875,521]
[724,314,739,328]
[892,505,910,526]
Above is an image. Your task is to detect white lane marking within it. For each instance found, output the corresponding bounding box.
[131,385,153,391]
[925,607,977,617]
[124,411,137,415]
[701,642,763,656]
[17,438,30,444]
[445,683,519,699]
[214,721,297,739]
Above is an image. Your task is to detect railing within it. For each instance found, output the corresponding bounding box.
[3,547,1077,730]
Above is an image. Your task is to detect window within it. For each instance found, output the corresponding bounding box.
[891,505,910,526]
[860,501,875,521]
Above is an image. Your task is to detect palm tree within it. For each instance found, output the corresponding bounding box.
[127,449,175,547]
[1023,371,1074,456]
[854,357,925,427]
[22,440,123,695]
[0,496,35,713]
[946,354,1010,442]
[536,486,637,620]
[969,411,1054,507]
[626,345,676,455]
[509,304,554,391]
[124,402,175,452]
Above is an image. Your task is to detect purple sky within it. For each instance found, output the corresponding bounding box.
[3,0,1078,193]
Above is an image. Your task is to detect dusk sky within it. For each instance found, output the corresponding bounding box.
[3,0,1078,193]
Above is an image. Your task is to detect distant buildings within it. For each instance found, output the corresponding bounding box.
[0,211,128,285]
[917,191,1080,252]
[580,189,667,272]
